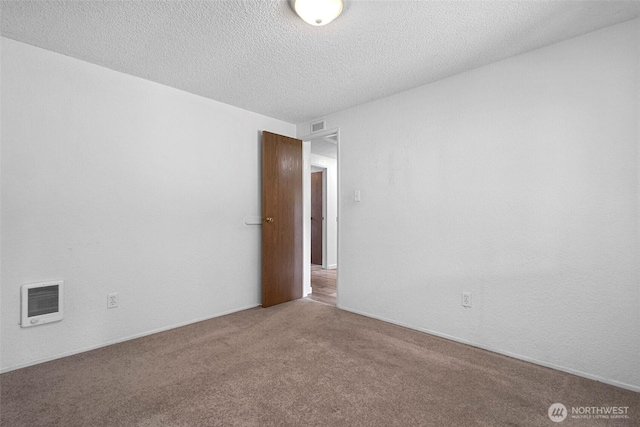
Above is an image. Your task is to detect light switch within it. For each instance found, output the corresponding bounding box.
[354,190,361,202]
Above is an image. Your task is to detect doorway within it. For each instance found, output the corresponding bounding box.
[302,129,339,306]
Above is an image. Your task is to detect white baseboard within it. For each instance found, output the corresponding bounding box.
[7,302,637,393]
[338,305,640,393]
[0,303,260,374]
[327,264,337,270]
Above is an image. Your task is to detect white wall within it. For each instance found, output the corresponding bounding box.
[302,141,312,297]
[310,153,338,269]
[298,19,640,391]
[0,38,296,372]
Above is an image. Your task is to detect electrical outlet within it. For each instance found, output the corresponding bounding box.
[462,292,472,308]
[107,293,118,309]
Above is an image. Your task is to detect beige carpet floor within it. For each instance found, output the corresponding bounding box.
[1,299,638,426]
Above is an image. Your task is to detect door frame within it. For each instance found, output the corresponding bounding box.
[300,128,340,306]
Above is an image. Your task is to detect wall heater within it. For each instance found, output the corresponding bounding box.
[21,281,64,327]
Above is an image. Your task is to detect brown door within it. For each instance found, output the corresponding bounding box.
[311,171,323,265]
[262,131,303,308]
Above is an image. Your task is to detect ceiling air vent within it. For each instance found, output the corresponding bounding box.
[311,120,326,134]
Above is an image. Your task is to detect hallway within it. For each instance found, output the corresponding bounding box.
[308,265,336,306]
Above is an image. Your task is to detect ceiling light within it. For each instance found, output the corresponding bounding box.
[293,0,343,26]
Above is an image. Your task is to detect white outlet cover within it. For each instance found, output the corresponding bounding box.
[462,292,472,308]
[107,293,118,309]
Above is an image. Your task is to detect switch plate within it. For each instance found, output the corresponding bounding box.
[354,190,361,202]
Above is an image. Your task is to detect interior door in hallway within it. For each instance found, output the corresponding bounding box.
[262,131,303,308]
[311,171,323,265]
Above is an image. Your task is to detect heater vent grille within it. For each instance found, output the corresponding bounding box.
[21,281,64,327]
[311,120,326,133]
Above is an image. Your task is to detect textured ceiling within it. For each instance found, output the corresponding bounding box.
[1,1,638,124]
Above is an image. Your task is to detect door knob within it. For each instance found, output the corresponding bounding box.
[265,217,274,223]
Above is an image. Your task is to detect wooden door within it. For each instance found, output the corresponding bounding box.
[262,131,303,308]
[311,171,323,265]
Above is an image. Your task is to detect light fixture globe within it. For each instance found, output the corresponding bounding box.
[293,0,343,26]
